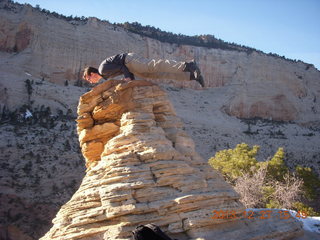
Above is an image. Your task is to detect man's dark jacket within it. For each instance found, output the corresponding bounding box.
[98,53,135,80]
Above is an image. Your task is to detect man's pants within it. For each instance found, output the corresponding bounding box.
[125,53,190,81]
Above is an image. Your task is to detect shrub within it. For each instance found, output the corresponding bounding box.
[293,202,320,216]
[25,79,33,96]
[266,173,303,209]
[295,166,320,200]
[266,147,288,181]
[208,143,259,182]
[208,143,319,215]
[234,165,267,208]
[234,167,303,209]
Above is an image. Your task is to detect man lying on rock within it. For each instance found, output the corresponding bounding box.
[82,52,205,87]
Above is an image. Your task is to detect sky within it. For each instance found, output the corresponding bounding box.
[14,0,320,70]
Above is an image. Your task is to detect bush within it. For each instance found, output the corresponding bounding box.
[234,167,303,209]
[208,143,319,215]
[266,147,288,181]
[293,202,319,216]
[265,173,303,209]
[296,166,320,200]
[234,165,267,208]
[208,143,259,182]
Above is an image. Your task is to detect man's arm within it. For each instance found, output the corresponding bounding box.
[99,62,134,80]
[98,63,122,79]
[120,65,135,80]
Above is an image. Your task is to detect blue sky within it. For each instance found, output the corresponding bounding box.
[15,0,320,70]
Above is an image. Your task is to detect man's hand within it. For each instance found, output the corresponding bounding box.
[122,77,132,81]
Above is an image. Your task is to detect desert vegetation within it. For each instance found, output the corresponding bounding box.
[208,143,320,216]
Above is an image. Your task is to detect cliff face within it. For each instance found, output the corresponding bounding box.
[0,1,320,124]
[41,80,302,240]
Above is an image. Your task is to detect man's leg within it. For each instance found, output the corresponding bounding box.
[125,53,190,81]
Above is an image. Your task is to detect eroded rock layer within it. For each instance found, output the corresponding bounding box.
[41,80,303,240]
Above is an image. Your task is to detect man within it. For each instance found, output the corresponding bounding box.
[83,53,205,87]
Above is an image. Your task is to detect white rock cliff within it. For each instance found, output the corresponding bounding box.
[0,1,319,124]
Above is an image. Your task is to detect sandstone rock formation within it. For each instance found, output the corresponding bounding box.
[41,80,303,240]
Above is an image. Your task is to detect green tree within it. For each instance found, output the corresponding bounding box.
[208,143,259,182]
[296,166,320,200]
[266,147,288,181]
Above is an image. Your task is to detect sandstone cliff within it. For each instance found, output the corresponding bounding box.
[0,1,320,124]
[41,80,303,240]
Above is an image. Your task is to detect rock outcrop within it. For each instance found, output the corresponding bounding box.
[41,80,303,240]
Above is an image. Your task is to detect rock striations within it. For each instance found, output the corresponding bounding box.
[41,80,303,240]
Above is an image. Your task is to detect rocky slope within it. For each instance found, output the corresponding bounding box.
[0,112,86,239]
[41,80,303,240]
[0,1,319,239]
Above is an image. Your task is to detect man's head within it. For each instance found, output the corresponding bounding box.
[83,67,102,84]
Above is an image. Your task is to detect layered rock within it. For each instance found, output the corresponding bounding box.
[41,80,303,240]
